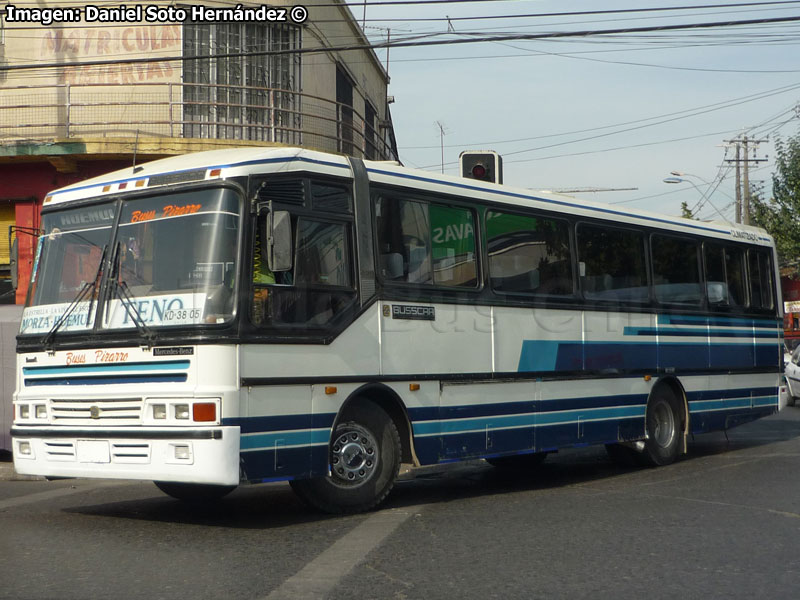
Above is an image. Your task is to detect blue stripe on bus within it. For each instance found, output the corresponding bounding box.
[408,394,649,423]
[685,386,777,401]
[518,341,779,372]
[240,429,331,451]
[689,397,776,412]
[658,314,780,328]
[46,156,350,199]
[623,327,778,338]
[22,360,191,376]
[411,394,776,438]
[24,374,188,386]
[412,405,646,437]
[223,413,336,434]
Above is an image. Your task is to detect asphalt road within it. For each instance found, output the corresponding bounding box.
[2,407,800,600]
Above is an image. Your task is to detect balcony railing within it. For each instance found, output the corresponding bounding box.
[0,82,397,161]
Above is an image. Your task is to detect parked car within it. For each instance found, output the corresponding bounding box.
[784,346,800,407]
[780,377,790,409]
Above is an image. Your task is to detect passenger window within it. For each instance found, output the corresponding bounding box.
[651,235,702,305]
[576,224,648,302]
[376,197,477,287]
[486,210,573,295]
[748,249,774,310]
[704,243,746,307]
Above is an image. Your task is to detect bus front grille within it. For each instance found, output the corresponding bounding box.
[50,398,144,425]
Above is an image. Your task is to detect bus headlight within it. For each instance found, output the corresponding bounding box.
[35,405,47,419]
[19,405,30,419]
[143,398,220,424]
[17,441,32,456]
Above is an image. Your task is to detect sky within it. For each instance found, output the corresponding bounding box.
[344,0,800,222]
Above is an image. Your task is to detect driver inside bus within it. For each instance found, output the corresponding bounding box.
[252,223,276,324]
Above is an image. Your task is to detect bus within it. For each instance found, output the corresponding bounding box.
[11,147,783,513]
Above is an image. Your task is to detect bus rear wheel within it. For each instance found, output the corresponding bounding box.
[641,387,682,466]
[290,403,401,514]
[154,481,237,502]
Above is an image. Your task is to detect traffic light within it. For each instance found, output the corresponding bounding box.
[460,151,503,184]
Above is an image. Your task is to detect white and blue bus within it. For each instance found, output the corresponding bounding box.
[12,147,783,513]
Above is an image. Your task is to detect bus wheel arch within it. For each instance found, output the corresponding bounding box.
[642,377,689,466]
[336,383,416,467]
[290,384,410,513]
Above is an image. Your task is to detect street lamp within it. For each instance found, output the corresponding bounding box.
[663,176,729,222]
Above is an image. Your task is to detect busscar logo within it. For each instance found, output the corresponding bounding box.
[391,305,435,321]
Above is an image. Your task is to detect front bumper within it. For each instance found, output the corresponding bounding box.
[11,426,241,485]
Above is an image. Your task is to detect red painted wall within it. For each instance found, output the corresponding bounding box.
[0,160,131,303]
[782,275,800,343]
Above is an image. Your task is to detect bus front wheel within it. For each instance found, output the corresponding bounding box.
[290,403,401,514]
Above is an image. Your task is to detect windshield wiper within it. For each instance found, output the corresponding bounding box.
[106,241,155,347]
[42,244,108,353]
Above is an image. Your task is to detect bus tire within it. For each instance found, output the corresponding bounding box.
[154,481,236,502]
[290,403,401,514]
[486,452,547,469]
[641,386,682,466]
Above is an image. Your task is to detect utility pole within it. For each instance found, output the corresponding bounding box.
[734,143,741,223]
[436,121,447,173]
[723,135,767,224]
[743,137,751,225]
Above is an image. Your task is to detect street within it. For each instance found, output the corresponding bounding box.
[2,407,800,600]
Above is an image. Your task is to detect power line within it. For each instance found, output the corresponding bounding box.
[341,1,800,23]
[416,81,800,169]
[4,14,800,73]
[406,81,800,150]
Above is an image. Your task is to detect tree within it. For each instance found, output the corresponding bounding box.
[751,130,800,265]
[680,201,695,220]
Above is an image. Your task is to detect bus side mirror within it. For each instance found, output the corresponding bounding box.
[267,210,292,272]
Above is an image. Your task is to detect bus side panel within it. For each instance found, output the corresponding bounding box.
[237,307,383,480]
[235,385,317,482]
[535,378,648,452]
[436,381,536,461]
[685,373,779,434]
[379,303,493,378]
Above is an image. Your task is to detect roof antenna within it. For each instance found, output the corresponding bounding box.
[132,129,143,173]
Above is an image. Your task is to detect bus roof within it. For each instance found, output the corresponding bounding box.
[42,146,773,247]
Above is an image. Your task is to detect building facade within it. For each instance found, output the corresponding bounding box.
[0,0,397,303]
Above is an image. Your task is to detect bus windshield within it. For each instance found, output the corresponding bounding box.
[21,187,241,336]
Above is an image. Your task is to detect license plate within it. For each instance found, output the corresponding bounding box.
[77,440,111,464]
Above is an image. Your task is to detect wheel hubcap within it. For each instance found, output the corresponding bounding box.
[331,426,378,486]
[652,400,676,448]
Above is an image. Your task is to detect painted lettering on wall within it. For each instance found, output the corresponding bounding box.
[38,25,181,85]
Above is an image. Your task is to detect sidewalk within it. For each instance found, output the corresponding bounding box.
[0,454,44,481]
